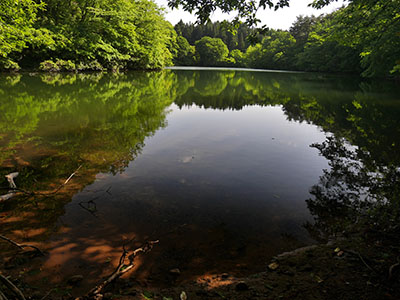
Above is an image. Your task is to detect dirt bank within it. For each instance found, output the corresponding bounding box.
[1,237,399,300]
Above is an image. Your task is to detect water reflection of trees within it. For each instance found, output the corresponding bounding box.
[172,69,400,242]
[0,72,178,241]
[305,136,400,241]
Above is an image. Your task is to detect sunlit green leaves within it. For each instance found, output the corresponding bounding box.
[0,0,175,70]
[195,36,229,66]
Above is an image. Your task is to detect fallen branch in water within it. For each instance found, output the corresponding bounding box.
[0,274,26,300]
[1,165,83,200]
[0,235,44,256]
[86,239,159,298]
[51,165,82,194]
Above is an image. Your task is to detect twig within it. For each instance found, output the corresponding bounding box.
[0,235,44,256]
[347,250,377,273]
[0,289,9,300]
[78,198,99,217]
[88,240,159,297]
[105,186,112,195]
[0,274,26,300]
[357,252,376,273]
[388,256,400,280]
[52,165,82,194]
[40,288,56,300]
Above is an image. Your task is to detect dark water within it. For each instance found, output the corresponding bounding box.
[1,68,400,287]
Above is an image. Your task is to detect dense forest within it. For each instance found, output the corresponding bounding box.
[173,0,400,78]
[0,0,176,71]
[1,0,399,77]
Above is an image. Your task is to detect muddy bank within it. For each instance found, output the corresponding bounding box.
[92,240,399,300]
[1,237,399,300]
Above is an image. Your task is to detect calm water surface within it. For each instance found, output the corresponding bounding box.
[1,68,399,287]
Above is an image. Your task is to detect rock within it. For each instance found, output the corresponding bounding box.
[268,262,279,270]
[180,291,187,300]
[67,275,83,285]
[235,281,249,291]
[169,268,181,275]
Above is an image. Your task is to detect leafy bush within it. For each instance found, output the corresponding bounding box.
[39,59,76,72]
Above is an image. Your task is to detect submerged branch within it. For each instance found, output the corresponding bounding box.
[51,165,82,194]
[0,235,44,256]
[0,165,82,201]
[87,240,159,298]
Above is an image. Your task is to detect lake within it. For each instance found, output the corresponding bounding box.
[1,68,399,290]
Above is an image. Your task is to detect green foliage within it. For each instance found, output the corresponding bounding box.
[0,0,48,70]
[195,36,229,66]
[328,0,400,77]
[0,0,175,71]
[173,36,195,66]
[174,20,257,52]
[294,13,361,73]
[168,0,293,27]
[247,30,296,69]
[39,59,76,72]
[171,1,398,78]
[229,49,246,67]
[1,0,397,77]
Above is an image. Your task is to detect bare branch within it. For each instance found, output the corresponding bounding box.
[0,289,9,300]
[0,235,44,256]
[88,240,159,297]
[0,274,26,300]
[51,165,82,194]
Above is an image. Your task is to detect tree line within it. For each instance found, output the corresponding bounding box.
[173,0,399,77]
[1,0,398,77]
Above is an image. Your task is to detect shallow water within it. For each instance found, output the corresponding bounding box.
[1,68,399,289]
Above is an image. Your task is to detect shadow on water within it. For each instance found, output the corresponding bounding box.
[0,69,400,294]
